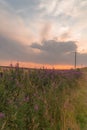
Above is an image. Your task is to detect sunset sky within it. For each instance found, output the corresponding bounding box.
[0,0,87,69]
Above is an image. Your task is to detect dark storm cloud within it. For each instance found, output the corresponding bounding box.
[31,40,77,53]
[30,40,87,65]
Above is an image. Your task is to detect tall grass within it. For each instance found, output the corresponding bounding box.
[0,67,87,130]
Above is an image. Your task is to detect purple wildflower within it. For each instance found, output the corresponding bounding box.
[0,112,5,119]
[24,96,29,102]
[34,104,39,111]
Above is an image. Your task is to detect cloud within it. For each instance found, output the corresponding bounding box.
[0,0,87,67]
[2,0,42,20]
[40,22,52,41]
[0,34,33,61]
[31,40,77,52]
[30,39,87,66]
[0,0,37,45]
[30,40,76,64]
[59,31,71,41]
[0,0,87,45]
[0,34,87,67]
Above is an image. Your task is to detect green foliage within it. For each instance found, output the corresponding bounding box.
[0,68,86,130]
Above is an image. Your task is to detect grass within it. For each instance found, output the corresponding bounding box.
[0,67,87,130]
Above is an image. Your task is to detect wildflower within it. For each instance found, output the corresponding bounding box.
[24,96,29,102]
[0,112,5,119]
[34,104,39,111]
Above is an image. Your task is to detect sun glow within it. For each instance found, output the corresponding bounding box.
[0,60,75,70]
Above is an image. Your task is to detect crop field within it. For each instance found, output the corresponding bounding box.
[0,67,87,130]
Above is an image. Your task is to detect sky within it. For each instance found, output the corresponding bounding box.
[0,0,87,69]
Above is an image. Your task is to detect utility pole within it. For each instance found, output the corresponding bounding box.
[75,51,77,69]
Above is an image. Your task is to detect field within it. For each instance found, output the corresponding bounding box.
[0,67,87,130]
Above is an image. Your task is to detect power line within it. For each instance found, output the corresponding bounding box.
[75,51,77,69]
